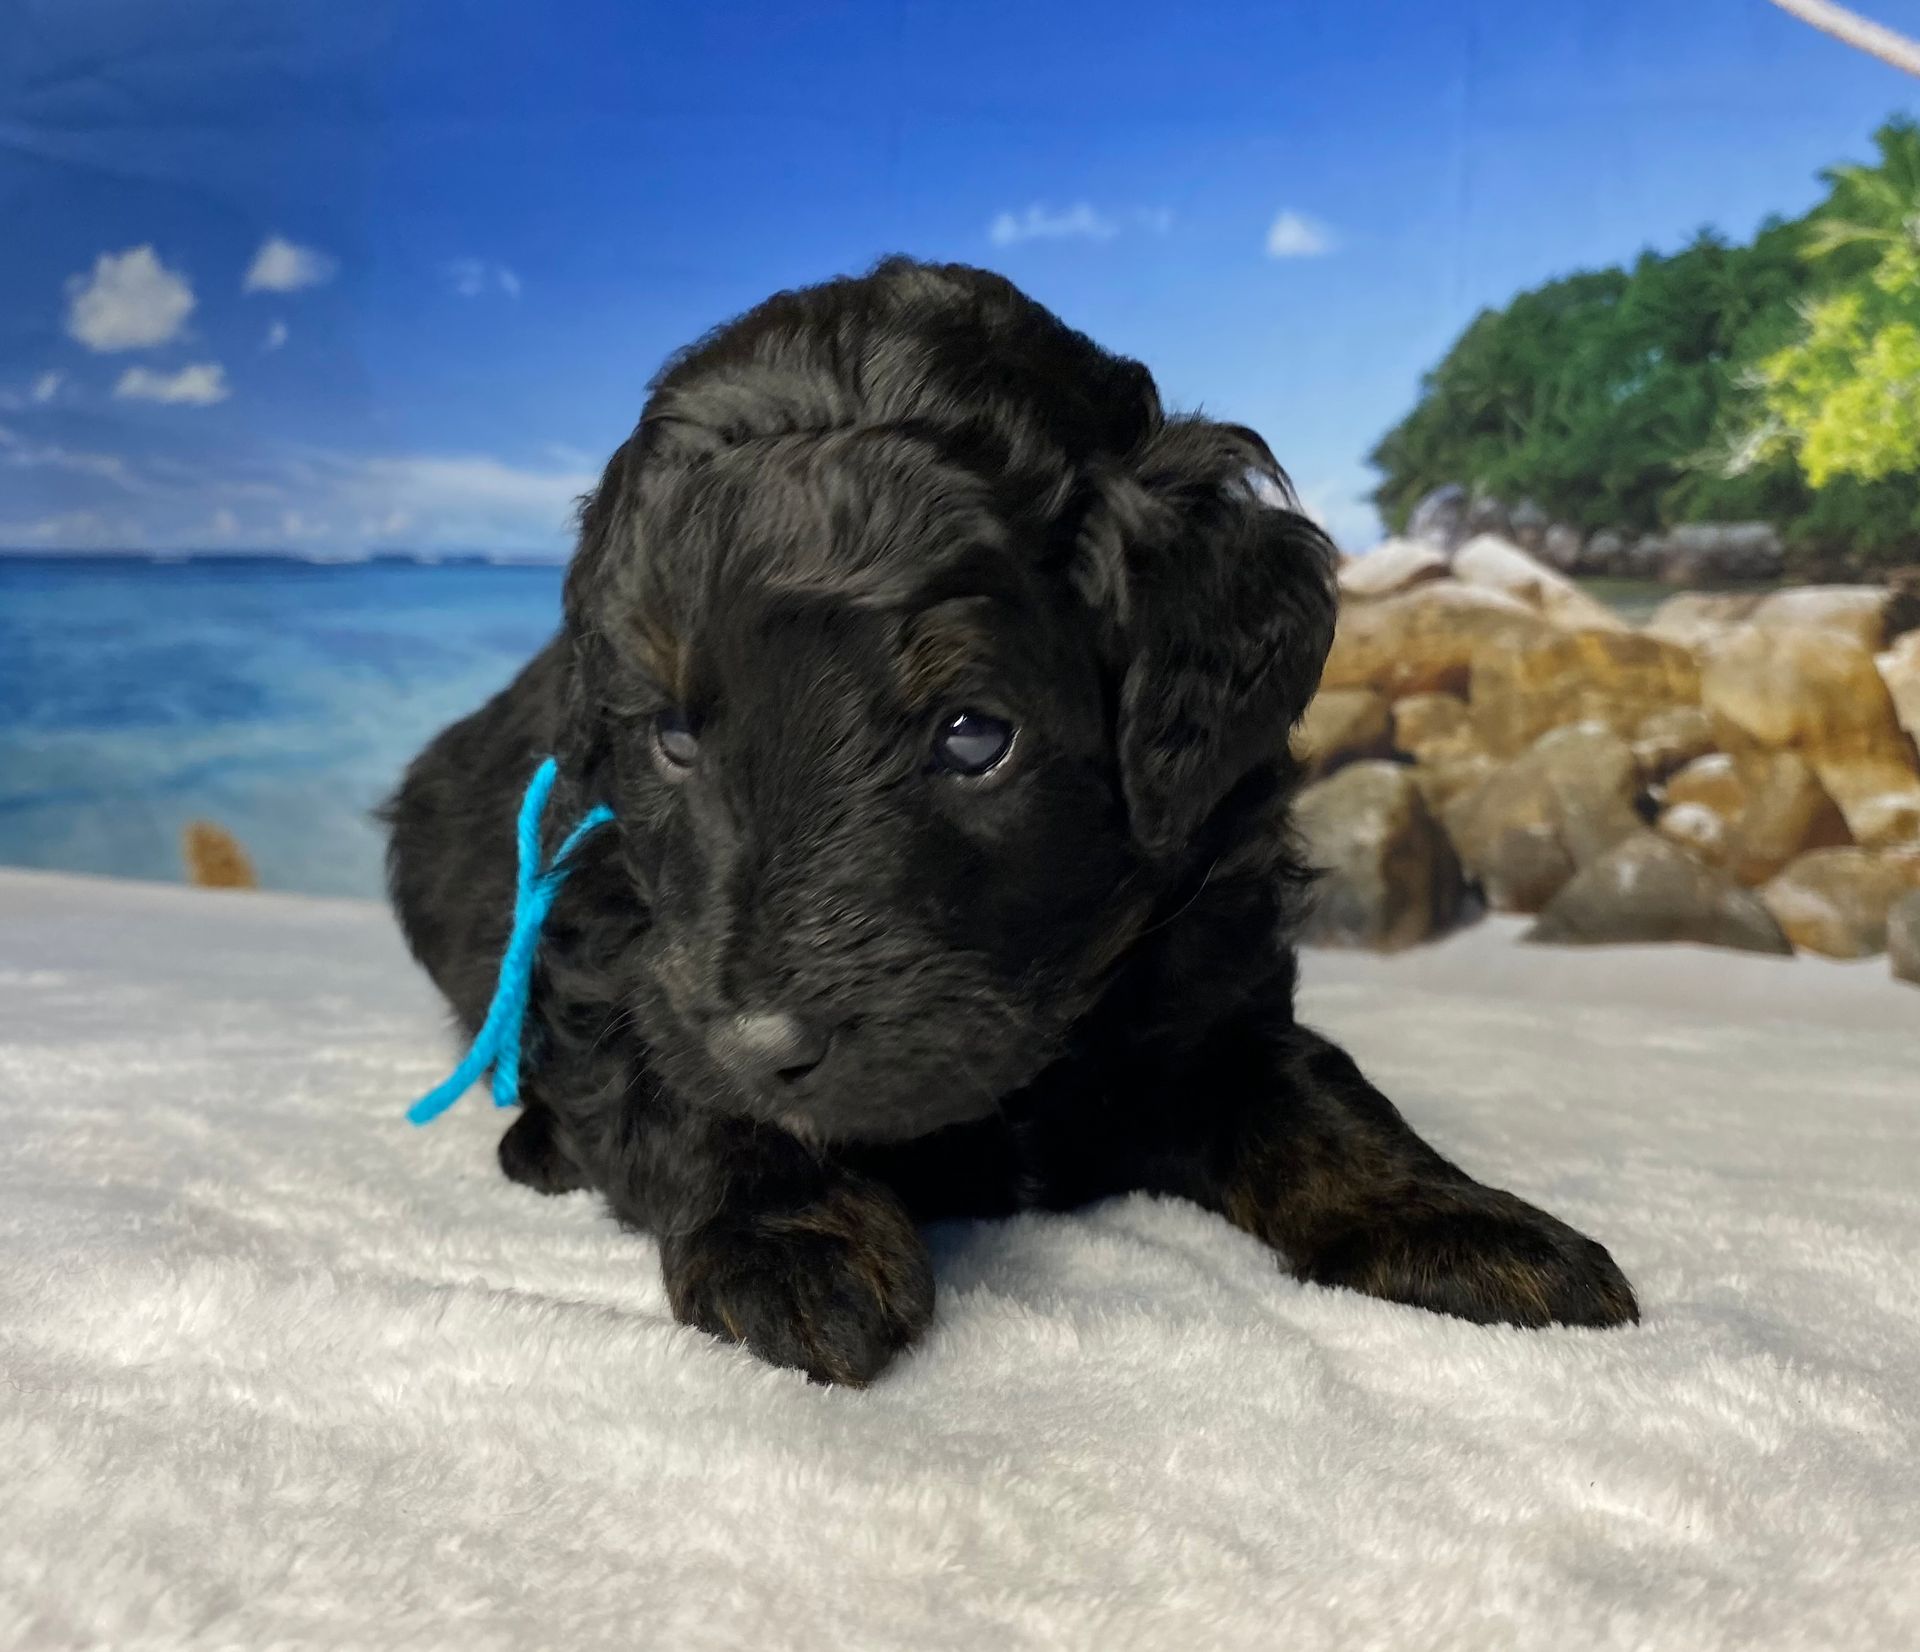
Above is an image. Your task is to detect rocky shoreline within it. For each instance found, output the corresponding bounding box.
[1399,484,1902,586]
[1296,531,1920,990]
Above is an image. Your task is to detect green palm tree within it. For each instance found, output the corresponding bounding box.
[1804,119,1920,258]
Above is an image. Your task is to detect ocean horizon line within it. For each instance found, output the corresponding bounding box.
[0,548,570,569]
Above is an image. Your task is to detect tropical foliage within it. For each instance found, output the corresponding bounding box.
[1370,120,1920,568]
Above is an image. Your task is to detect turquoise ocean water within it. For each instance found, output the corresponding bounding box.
[0,556,565,897]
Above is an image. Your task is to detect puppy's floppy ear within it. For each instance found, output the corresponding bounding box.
[1077,418,1338,858]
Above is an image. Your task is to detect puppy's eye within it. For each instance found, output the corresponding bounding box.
[932,710,1015,776]
[651,708,701,772]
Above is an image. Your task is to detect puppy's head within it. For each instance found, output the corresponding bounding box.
[559,260,1335,1142]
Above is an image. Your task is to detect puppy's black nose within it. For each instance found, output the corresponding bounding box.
[705,1011,829,1086]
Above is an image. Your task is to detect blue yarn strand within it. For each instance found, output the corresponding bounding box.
[406,758,614,1126]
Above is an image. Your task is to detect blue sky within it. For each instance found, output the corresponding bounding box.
[2,0,1916,555]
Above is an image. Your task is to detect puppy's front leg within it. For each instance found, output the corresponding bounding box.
[603,1107,933,1386]
[1180,1021,1638,1329]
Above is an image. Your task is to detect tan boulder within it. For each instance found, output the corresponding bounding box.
[1451,534,1627,632]
[1336,538,1451,600]
[1390,692,1479,766]
[1409,754,1501,813]
[1295,762,1464,951]
[1658,802,1735,868]
[1527,831,1791,955]
[1660,753,1851,885]
[1295,688,1393,779]
[1665,753,1747,818]
[1749,585,1906,652]
[1644,592,1762,651]
[1724,753,1853,885]
[1850,789,1920,850]
[1890,891,1920,985]
[1878,631,1920,746]
[1631,706,1716,782]
[1442,725,1645,913]
[1698,625,1920,836]
[1469,627,1700,760]
[1646,585,1915,652]
[1322,583,1548,701]
[1760,848,1920,959]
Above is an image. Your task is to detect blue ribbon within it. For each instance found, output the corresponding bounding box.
[407,757,614,1126]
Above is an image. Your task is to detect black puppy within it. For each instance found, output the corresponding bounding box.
[385,258,1636,1385]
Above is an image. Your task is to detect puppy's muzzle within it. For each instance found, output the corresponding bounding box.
[704,1010,830,1090]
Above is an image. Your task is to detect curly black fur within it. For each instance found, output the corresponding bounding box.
[385,259,1636,1384]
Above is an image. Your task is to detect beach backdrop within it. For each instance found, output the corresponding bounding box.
[4,0,1918,910]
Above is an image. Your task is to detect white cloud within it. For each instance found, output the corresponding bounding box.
[1265,210,1335,259]
[0,423,141,489]
[30,371,63,404]
[268,449,594,552]
[244,236,337,294]
[1,445,591,554]
[0,509,142,549]
[114,363,231,406]
[31,446,131,484]
[987,204,1174,248]
[990,203,1120,247]
[354,453,592,514]
[446,258,523,299]
[263,320,290,352]
[65,246,195,351]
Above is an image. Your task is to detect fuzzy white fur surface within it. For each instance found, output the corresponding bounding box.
[2,868,1917,1652]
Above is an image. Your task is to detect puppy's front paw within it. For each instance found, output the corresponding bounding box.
[498,1105,590,1195]
[660,1179,934,1385]
[1299,1189,1638,1330]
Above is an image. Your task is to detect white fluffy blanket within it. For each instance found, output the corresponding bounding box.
[3,868,1918,1650]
